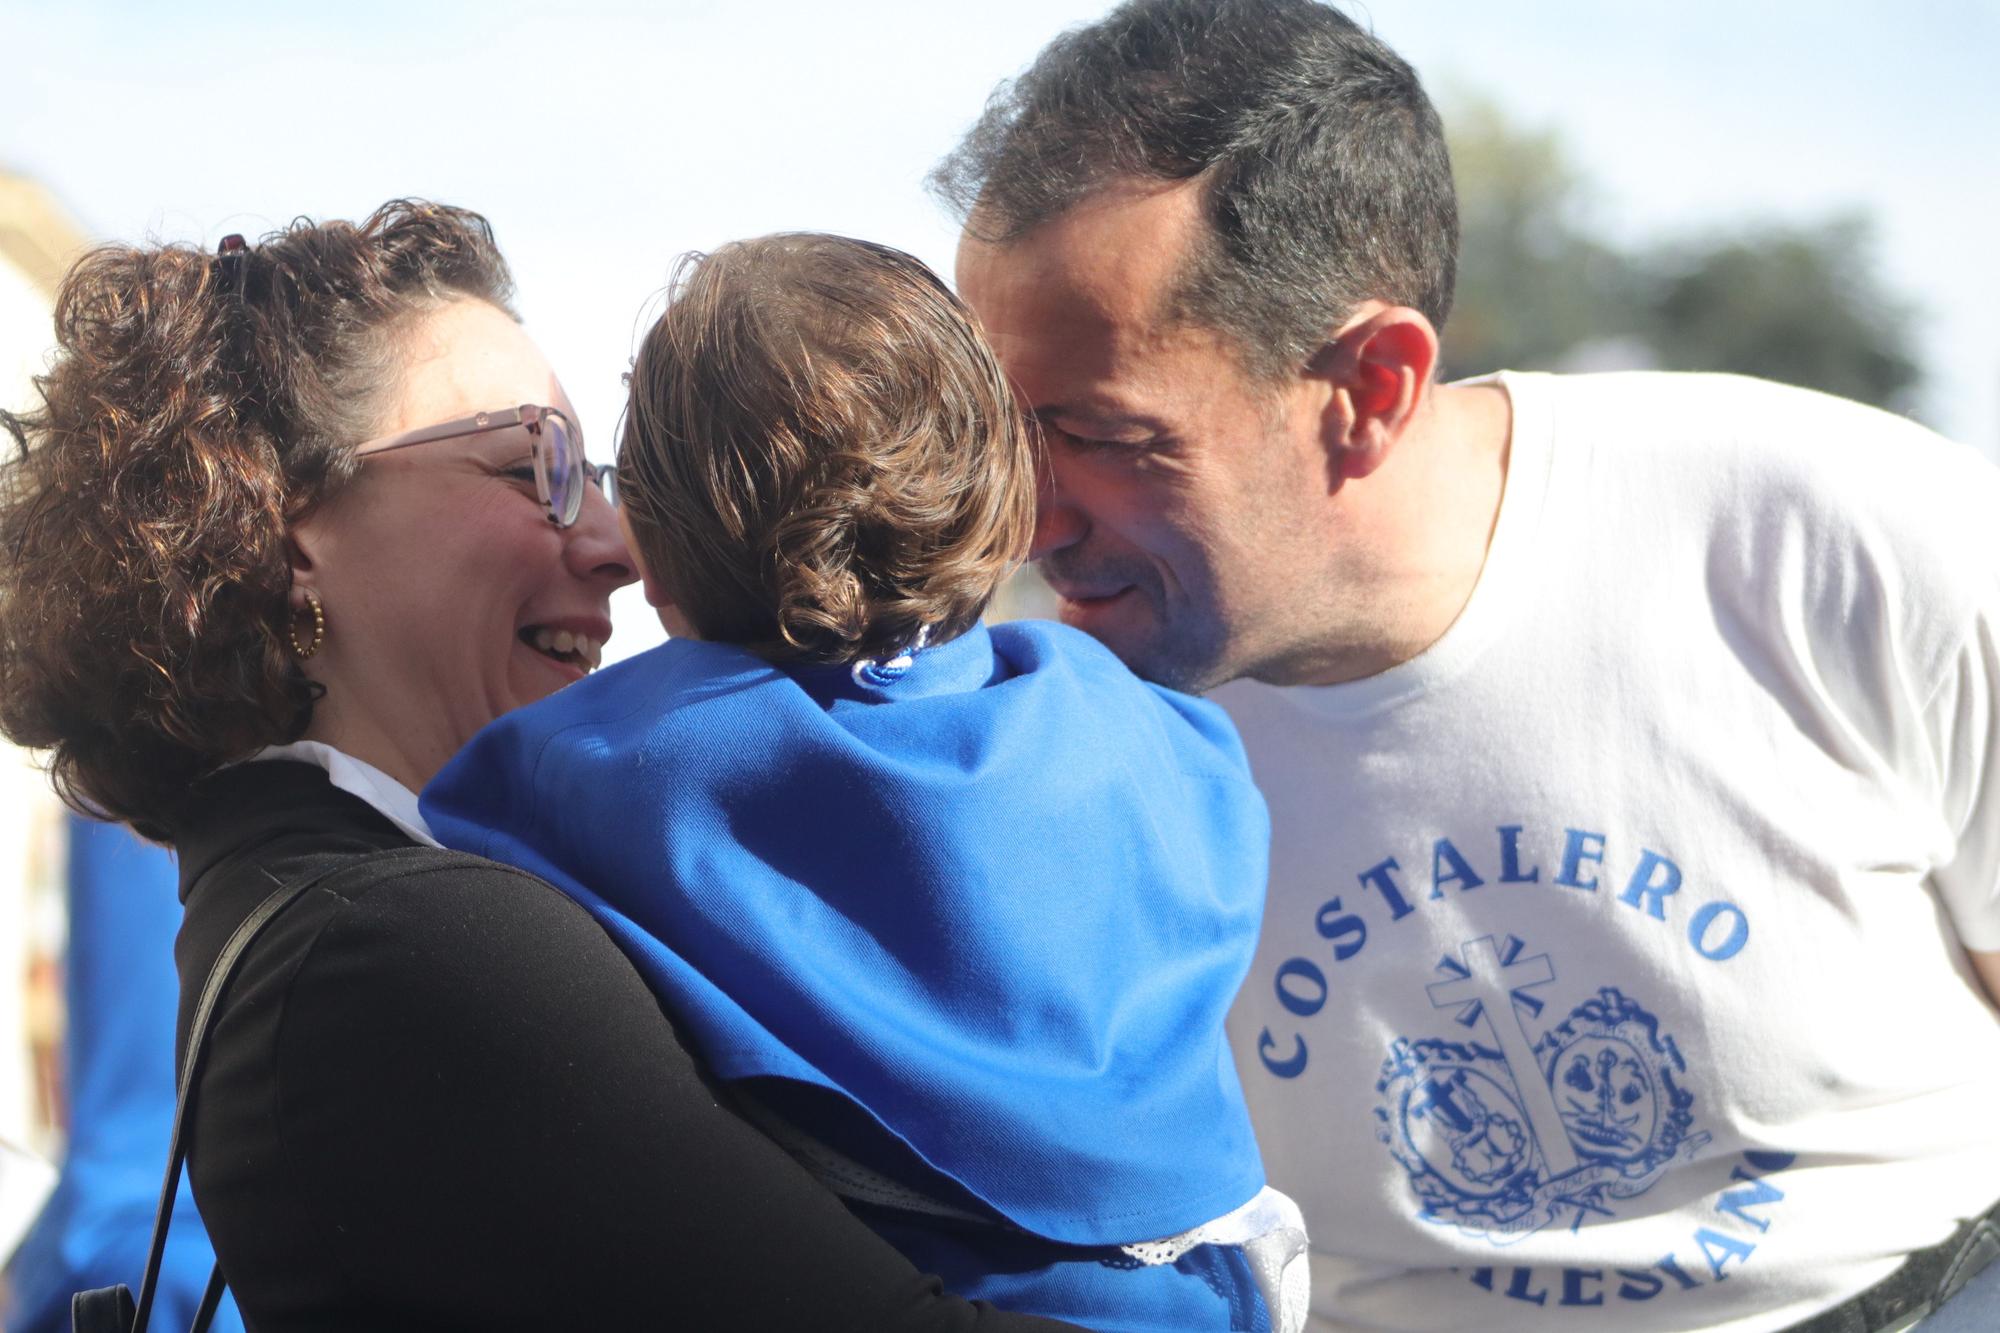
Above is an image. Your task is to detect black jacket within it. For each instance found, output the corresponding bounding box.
[173,761,1074,1332]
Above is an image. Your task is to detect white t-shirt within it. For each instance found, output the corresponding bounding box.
[1218,372,2000,1333]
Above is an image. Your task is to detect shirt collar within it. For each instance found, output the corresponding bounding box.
[249,741,441,848]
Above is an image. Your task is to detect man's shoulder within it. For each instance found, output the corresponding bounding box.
[1532,371,1997,575]
[1534,368,1906,419]
[1534,370,1979,483]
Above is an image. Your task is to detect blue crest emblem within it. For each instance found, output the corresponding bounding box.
[1375,935,1709,1243]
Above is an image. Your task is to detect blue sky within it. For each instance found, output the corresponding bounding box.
[5,0,1994,650]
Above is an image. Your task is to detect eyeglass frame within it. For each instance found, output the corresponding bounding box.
[351,404,614,528]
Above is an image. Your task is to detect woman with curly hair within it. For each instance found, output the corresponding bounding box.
[0,200,1076,1330]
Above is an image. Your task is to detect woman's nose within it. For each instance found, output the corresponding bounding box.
[566,486,638,589]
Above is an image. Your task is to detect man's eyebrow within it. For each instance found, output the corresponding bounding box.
[1033,402,1168,435]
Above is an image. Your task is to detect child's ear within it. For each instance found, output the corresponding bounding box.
[617,505,700,640]
[616,506,670,609]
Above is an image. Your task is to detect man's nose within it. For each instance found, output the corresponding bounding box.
[1028,454,1086,561]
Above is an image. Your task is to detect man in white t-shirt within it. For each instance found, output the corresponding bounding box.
[939,2,2000,1330]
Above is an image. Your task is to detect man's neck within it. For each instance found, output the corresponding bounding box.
[1277,378,1513,688]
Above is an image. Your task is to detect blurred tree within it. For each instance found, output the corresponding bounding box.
[1440,95,1645,380]
[1641,216,1921,412]
[1440,97,1923,415]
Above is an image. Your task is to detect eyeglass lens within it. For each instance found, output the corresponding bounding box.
[536,412,581,528]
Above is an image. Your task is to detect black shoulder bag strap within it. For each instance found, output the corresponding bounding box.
[71,862,338,1333]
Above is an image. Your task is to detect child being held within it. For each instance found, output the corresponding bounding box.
[421,234,1305,1333]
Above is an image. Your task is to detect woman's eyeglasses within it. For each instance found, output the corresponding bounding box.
[352,404,613,528]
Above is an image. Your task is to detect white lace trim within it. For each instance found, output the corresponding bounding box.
[1121,1186,1311,1333]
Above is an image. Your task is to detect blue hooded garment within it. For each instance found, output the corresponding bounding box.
[422,619,1270,1248]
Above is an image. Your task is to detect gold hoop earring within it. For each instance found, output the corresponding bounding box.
[289,591,325,659]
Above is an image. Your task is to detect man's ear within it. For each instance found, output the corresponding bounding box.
[1307,304,1440,484]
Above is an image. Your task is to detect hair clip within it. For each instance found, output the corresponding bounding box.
[850,625,933,688]
[216,234,249,299]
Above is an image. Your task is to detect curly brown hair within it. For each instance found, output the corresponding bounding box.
[617,234,1035,667]
[0,199,514,841]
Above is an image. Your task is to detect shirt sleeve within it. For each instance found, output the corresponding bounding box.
[1929,601,2000,952]
[269,857,1081,1331]
[1850,433,2000,955]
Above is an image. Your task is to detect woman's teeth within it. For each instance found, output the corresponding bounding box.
[528,626,602,670]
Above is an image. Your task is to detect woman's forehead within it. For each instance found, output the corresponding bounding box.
[379,298,569,436]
